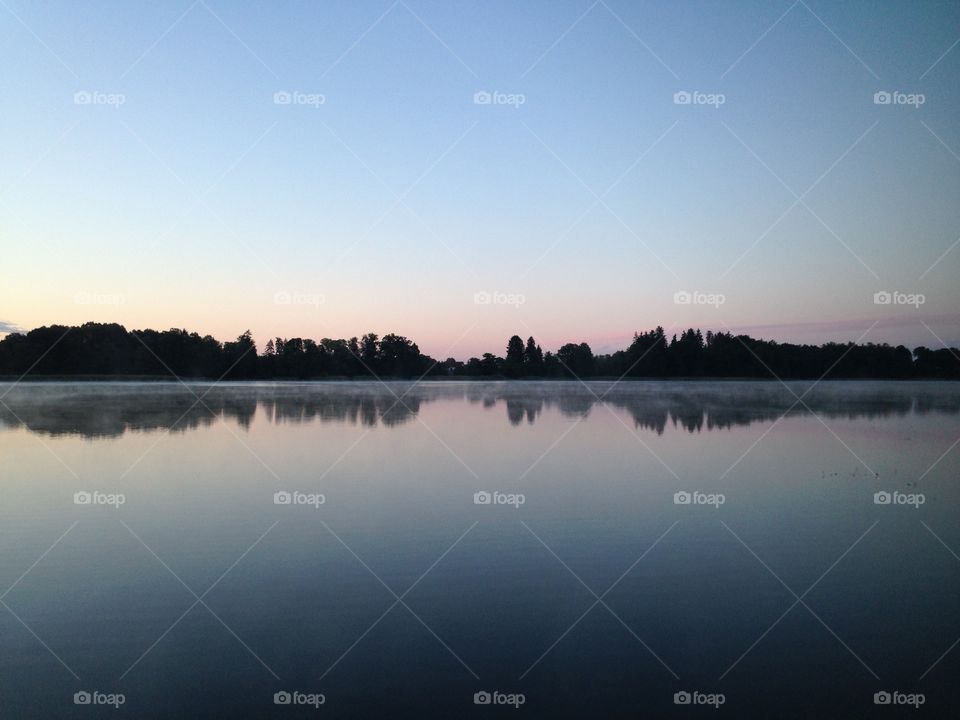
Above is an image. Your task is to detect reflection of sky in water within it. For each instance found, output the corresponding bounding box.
[0,382,958,718]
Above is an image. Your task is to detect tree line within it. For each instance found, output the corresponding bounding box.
[0,322,957,379]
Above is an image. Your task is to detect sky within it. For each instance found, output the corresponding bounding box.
[1,0,958,359]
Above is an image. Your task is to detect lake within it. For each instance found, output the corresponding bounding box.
[1,380,958,717]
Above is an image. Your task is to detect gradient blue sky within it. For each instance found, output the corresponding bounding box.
[1,0,958,358]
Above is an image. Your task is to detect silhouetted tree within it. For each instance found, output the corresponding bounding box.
[556,342,594,377]
[320,338,354,376]
[543,351,559,376]
[440,357,463,375]
[524,336,544,375]
[347,337,362,376]
[480,353,501,376]
[913,347,960,378]
[378,334,436,377]
[360,333,379,372]
[504,335,525,377]
[464,357,483,375]
[223,331,257,378]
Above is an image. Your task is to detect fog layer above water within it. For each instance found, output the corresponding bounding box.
[1,380,958,439]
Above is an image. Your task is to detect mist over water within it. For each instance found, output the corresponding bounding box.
[2,379,959,438]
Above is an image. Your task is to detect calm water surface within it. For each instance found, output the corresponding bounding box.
[1,381,958,718]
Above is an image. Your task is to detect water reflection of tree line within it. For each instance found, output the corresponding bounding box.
[0,388,425,439]
[2,382,958,439]
[262,394,424,428]
[486,387,954,433]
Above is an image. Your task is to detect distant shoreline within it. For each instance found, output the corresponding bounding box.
[3,323,958,380]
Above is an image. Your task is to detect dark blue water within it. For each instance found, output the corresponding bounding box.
[1,381,958,717]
